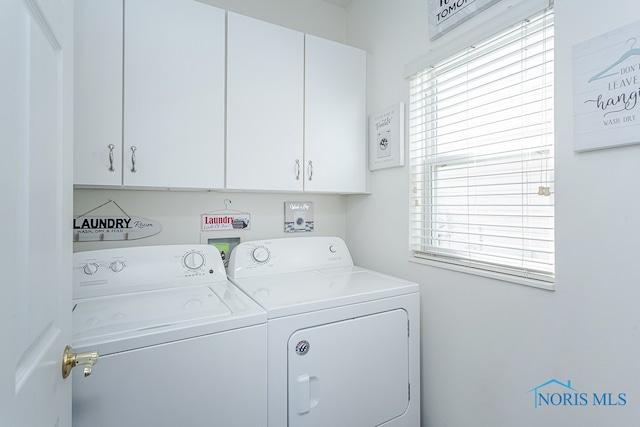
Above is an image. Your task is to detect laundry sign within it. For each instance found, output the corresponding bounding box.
[73,200,161,242]
[573,19,640,151]
[428,0,501,40]
[201,213,251,231]
[73,216,161,241]
[201,199,251,232]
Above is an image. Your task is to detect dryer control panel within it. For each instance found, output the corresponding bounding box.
[73,245,227,299]
[228,236,354,279]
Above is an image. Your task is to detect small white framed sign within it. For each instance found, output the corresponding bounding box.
[369,103,405,171]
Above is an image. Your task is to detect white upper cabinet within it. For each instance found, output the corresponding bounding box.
[123,0,225,189]
[226,13,305,191]
[74,1,123,187]
[304,35,367,193]
[226,15,367,193]
[74,0,225,189]
[75,5,366,193]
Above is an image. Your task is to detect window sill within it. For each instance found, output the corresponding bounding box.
[408,255,555,291]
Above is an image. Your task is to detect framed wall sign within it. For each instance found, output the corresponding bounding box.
[428,0,501,40]
[573,19,640,151]
[369,103,405,171]
[284,201,314,233]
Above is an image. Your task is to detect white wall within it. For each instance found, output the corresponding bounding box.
[73,189,347,251]
[73,0,349,253]
[345,0,640,425]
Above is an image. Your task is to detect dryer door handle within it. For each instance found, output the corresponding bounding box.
[295,374,319,415]
[296,374,310,414]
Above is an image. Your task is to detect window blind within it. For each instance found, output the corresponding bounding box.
[409,8,554,283]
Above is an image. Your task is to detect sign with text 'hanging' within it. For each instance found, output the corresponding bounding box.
[573,19,640,151]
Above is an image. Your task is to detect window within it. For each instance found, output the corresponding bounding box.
[409,8,554,285]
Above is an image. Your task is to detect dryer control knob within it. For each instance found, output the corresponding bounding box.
[83,263,99,275]
[252,247,270,263]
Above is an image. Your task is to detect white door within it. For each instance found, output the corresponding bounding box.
[288,310,409,427]
[1,0,74,426]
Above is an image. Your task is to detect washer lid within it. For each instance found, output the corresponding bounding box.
[229,266,419,319]
[72,282,266,355]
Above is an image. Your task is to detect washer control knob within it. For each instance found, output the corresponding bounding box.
[83,263,99,275]
[329,245,337,253]
[110,260,125,272]
[252,246,270,263]
[183,251,206,270]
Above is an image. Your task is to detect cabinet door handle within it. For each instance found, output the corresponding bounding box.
[308,160,313,181]
[108,144,115,172]
[130,146,137,173]
[295,159,301,180]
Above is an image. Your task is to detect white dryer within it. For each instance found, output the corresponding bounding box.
[72,245,267,427]
[228,236,420,427]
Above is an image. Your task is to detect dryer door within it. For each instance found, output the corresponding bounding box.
[288,309,409,426]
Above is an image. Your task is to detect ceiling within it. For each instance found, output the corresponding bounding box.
[319,0,353,8]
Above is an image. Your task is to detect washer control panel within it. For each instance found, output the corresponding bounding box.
[228,236,354,279]
[73,245,227,299]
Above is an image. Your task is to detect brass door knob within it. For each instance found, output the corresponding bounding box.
[62,345,99,379]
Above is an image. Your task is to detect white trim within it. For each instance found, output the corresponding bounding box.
[408,254,556,291]
[24,0,61,50]
[405,0,548,77]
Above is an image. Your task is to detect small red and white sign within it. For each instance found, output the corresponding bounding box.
[201,213,251,231]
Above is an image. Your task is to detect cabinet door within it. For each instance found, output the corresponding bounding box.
[74,0,123,186]
[305,36,367,193]
[123,0,225,189]
[227,13,304,191]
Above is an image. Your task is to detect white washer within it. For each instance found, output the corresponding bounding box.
[228,236,420,427]
[72,245,267,427]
